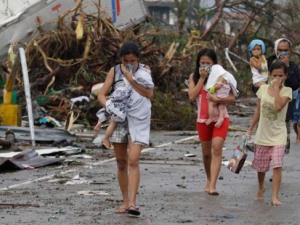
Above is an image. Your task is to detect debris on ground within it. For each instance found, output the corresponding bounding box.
[0,0,258,172]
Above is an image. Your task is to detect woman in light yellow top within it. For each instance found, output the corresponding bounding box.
[246,60,292,207]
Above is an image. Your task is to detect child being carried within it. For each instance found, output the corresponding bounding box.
[205,64,238,128]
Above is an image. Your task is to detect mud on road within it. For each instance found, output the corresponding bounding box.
[1,109,300,225]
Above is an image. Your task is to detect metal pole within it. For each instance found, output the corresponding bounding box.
[19,47,36,149]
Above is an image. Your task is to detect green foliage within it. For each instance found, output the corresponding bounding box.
[73,65,107,87]
[233,69,254,98]
[151,89,196,130]
[74,66,94,85]
[145,16,188,49]
[175,0,189,19]
[155,34,188,53]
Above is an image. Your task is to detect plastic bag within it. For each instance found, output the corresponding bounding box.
[245,135,255,153]
[227,139,248,174]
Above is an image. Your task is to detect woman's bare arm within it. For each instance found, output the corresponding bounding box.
[98,67,115,107]
[272,79,290,111]
[246,99,260,136]
[188,72,207,101]
[207,91,236,105]
[128,79,154,98]
[121,64,154,99]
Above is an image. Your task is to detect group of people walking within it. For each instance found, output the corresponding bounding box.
[94,37,300,216]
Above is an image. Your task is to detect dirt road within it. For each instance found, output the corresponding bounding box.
[0,114,300,225]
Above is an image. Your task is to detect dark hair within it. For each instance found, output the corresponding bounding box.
[193,48,218,84]
[119,41,140,58]
[269,59,288,74]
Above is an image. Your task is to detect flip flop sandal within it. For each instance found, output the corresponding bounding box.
[208,191,219,196]
[127,205,140,216]
[115,207,128,214]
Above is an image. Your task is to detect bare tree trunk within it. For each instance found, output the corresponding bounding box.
[227,0,274,50]
[174,0,189,35]
[200,0,229,40]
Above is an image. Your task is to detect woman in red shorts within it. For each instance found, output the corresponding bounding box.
[188,48,236,195]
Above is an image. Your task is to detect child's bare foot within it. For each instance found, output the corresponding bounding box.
[227,160,235,170]
[94,123,101,132]
[102,138,113,149]
[205,118,214,126]
[271,199,282,207]
[256,188,265,200]
[215,117,224,128]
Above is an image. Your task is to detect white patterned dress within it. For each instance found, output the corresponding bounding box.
[96,64,154,145]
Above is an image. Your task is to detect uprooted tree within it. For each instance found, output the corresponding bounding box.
[4,0,193,129]
[3,0,300,130]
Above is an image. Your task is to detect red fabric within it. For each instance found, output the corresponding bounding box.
[197,118,229,141]
[198,88,209,120]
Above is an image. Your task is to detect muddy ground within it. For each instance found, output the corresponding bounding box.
[0,98,300,225]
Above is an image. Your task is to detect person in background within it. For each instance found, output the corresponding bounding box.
[98,41,154,216]
[246,60,292,206]
[267,38,300,154]
[248,39,269,94]
[292,86,300,143]
[188,48,236,195]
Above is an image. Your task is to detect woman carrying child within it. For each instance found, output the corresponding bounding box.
[97,40,154,215]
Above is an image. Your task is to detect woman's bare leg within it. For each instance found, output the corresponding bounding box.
[201,141,212,192]
[296,121,300,143]
[114,143,129,209]
[208,137,224,194]
[293,123,298,137]
[272,167,282,206]
[127,140,142,207]
[256,172,265,200]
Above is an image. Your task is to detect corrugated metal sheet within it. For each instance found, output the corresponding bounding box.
[0,0,148,57]
[0,0,42,27]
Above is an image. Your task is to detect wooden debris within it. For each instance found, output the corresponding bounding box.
[0,203,40,208]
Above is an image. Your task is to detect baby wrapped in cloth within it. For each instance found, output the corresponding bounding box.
[204,64,239,127]
[97,67,154,146]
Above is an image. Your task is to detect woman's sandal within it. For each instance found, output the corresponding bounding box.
[127,205,140,216]
[208,191,219,196]
[115,207,128,214]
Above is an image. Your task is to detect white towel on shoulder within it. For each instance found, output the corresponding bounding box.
[205,64,239,97]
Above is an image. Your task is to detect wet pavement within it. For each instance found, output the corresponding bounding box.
[0,114,300,225]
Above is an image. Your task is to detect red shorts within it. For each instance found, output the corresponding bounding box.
[252,144,285,172]
[196,118,229,142]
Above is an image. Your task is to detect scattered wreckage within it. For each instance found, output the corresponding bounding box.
[0,0,151,172]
